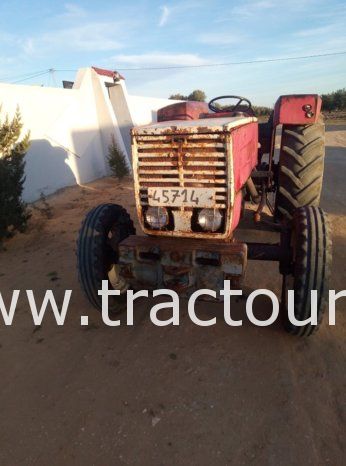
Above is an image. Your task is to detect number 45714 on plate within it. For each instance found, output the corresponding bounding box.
[148,187,215,207]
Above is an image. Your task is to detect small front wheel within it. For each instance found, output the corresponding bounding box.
[282,206,332,336]
[77,204,135,312]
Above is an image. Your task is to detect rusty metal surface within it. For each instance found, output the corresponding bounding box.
[132,116,258,239]
[132,116,257,135]
[120,235,244,253]
[132,130,235,239]
[118,235,247,294]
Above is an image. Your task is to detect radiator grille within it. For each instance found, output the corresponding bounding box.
[135,133,228,208]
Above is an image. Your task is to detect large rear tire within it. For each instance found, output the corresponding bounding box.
[275,121,325,221]
[282,206,332,336]
[77,204,135,312]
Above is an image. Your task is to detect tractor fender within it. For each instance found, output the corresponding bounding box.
[273,94,322,126]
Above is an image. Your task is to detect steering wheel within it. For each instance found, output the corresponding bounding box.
[208,95,254,115]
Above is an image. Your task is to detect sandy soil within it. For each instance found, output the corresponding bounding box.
[0,126,345,465]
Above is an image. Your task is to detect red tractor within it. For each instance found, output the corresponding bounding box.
[77,94,332,336]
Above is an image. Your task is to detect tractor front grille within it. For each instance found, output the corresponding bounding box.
[134,133,228,209]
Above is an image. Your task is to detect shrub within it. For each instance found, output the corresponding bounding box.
[187,90,206,102]
[253,105,272,116]
[321,88,346,112]
[0,108,30,241]
[169,93,187,100]
[169,89,206,102]
[107,135,130,179]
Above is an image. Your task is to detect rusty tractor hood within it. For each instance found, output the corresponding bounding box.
[132,115,257,136]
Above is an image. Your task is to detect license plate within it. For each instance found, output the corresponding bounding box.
[148,187,215,207]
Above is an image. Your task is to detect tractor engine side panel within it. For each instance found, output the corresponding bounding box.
[232,122,258,192]
[230,122,258,231]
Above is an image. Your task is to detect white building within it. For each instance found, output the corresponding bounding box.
[0,67,177,202]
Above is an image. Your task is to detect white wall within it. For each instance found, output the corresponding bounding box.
[108,82,178,160]
[128,95,179,126]
[0,68,178,202]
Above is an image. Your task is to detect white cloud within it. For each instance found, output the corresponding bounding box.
[22,38,35,55]
[0,56,17,68]
[230,0,275,17]
[294,23,344,37]
[159,5,171,27]
[197,32,244,46]
[25,22,124,54]
[0,32,18,45]
[215,0,315,22]
[113,52,211,68]
[62,3,87,18]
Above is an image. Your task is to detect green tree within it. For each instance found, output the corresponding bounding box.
[169,90,207,102]
[333,89,346,110]
[0,108,30,241]
[253,105,272,116]
[321,88,346,111]
[321,93,333,112]
[169,93,187,100]
[107,134,130,179]
[187,90,206,102]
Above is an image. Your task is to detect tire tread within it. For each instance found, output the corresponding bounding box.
[275,122,325,220]
[77,203,135,312]
[285,206,332,336]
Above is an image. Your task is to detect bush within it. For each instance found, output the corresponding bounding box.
[321,88,346,112]
[169,93,187,101]
[0,108,30,241]
[187,90,206,102]
[253,105,272,116]
[169,89,206,102]
[107,135,130,179]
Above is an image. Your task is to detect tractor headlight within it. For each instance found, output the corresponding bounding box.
[145,206,169,229]
[198,208,223,232]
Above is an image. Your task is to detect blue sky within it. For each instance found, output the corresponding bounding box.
[0,0,345,105]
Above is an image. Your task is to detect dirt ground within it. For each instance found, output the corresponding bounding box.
[0,125,345,465]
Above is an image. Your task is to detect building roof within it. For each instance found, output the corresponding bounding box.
[92,66,125,81]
